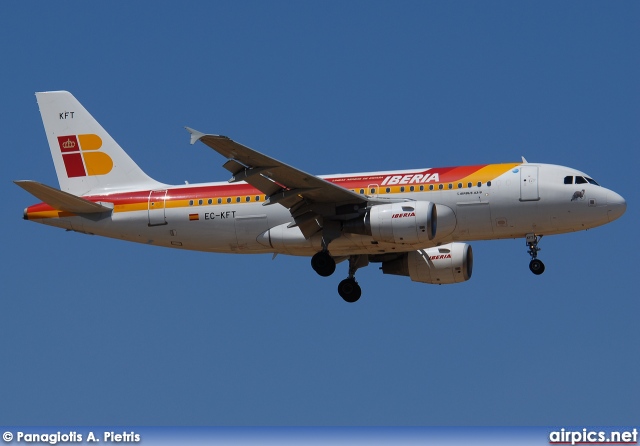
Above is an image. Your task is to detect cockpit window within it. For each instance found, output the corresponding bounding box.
[586,177,599,186]
[565,175,600,186]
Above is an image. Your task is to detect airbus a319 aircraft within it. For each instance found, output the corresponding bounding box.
[17,91,626,302]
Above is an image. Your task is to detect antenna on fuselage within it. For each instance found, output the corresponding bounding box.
[521,156,528,163]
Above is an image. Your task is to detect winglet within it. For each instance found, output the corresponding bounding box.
[185,127,206,145]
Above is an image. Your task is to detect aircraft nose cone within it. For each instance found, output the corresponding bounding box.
[606,190,626,222]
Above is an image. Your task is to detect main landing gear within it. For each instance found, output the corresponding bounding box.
[311,251,368,303]
[338,278,361,303]
[526,233,545,275]
[311,251,336,277]
[338,255,368,303]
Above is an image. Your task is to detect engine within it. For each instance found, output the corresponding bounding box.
[381,242,473,284]
[343,201,437,244]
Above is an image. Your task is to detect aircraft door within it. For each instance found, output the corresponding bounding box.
[148,190,168,226]
[520,166,539,201]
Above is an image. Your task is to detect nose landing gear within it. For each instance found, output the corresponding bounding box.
[526,233,545,275]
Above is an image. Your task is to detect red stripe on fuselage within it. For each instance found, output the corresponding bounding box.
[24,164,499,213]
[437,165,487,183]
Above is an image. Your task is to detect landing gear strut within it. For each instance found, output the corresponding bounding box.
[526,233,545,275]
[338,255,368,303]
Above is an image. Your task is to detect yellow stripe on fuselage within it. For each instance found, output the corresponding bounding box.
[28,163,522,219]
[457,163,519,185]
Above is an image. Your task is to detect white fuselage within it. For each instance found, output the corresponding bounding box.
[26,163,626,257]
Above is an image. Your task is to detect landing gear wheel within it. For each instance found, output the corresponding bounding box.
[529,259,545,275]
[525,233,545,276]
[338,278,361,303]
[311,251,336,277]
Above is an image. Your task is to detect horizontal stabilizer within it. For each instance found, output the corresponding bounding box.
[14,180,112,214]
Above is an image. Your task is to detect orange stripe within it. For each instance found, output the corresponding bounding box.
[26,163,524,219]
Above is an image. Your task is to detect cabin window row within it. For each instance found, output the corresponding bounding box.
[189,196,267,206]
[379,181,491,194]
[187,180,495,205]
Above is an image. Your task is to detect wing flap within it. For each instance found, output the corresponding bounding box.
[288,211,323,238]
[14,180,113,214]
[244,172,285,197]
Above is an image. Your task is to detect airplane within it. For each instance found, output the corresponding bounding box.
[16,91,626,302]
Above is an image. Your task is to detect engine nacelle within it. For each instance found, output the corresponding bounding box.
[381,242,473,284]
[344,201,436,244]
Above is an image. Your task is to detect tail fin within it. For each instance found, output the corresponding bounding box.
[36,91,164,195]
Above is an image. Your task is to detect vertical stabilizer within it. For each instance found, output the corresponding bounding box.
[36,91,164,195]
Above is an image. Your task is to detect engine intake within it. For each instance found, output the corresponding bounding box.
[381,242,473,284]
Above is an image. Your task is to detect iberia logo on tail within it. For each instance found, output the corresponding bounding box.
[57,134,113,178]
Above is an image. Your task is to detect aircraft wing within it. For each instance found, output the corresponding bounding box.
[187,128,367,237]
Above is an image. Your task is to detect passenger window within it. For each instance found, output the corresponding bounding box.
[189,200,193,206]
[226,198,231,203]
[458,183,462,189]
[359,189,364,194]
[487,181,492,187]
[438,184,443,190]
[477,182,482,187]
[218,198,222,204]
[429,185,434,191]
[410,186,414,192]
[419,185,424,191]
[576,176,587,184]
[400,186,405,192]
[198,199,203,205]
[467,182,472,188]
[564,176,573,184]
[256,196,260,201]
[236,197,241,203]
[385,187,390,193]
[208,199,212,205]
[245,197,250,202]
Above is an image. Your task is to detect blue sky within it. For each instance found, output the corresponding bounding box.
[1,1,638,426]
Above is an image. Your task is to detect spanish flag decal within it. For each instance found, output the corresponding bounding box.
[189,213,199,221]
